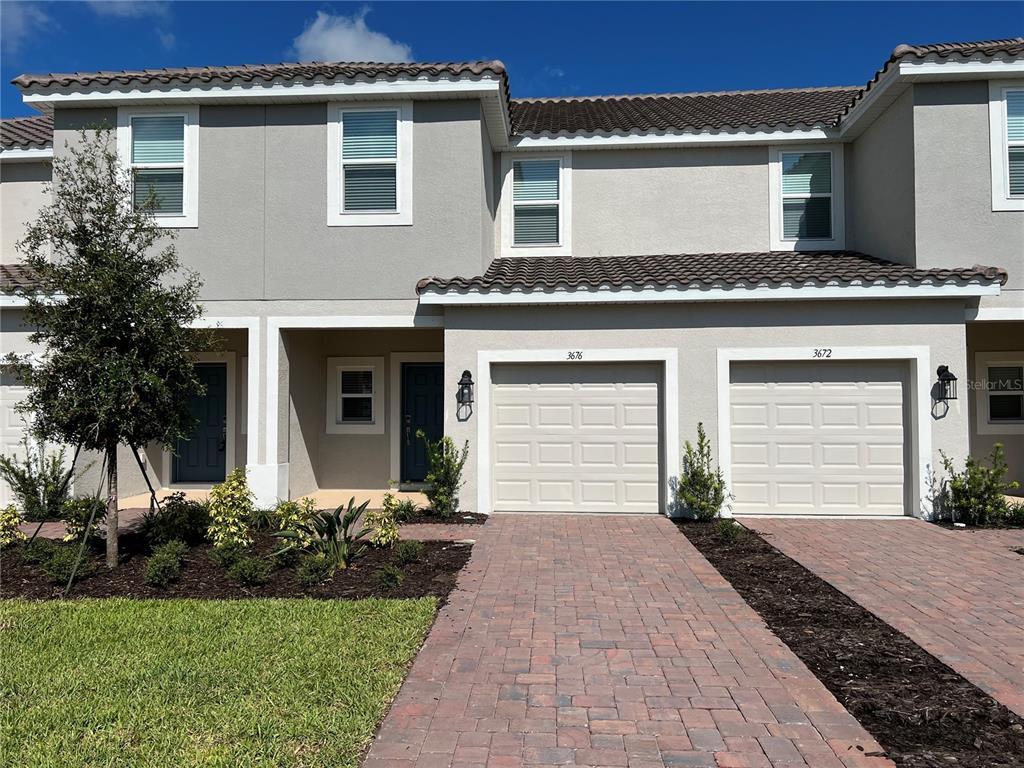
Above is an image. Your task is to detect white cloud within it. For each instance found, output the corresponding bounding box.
[157,28,175,50]
[85,1,169,18]
[2,2,52,54]
[291,8,412,63]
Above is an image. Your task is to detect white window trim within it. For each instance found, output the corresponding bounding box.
[327,102,413,227]
[326,356,385,435]
[988,81,1024,211]
[501,151,572,257]
[768,144,845,250]
[974,351,1024,434]
[116,105,199,228]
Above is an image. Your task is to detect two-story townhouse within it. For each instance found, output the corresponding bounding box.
[1,38,1021,518]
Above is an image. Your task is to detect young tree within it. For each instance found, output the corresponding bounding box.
[4,128,211,568]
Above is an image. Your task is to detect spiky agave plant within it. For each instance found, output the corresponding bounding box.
[273,496,372,569]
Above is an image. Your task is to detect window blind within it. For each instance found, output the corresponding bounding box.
[342,111,398,160]
[513,159,560,201]
[783,198,831,240]
[1007,91,1024,195]
[781,152,831,194]
[133,170,184,215]
[342,111,398,212]
[131,116,184,164]
[513,159,560,246]
[781,152,832,239]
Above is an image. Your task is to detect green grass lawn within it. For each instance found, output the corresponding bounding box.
[1,597,437,768]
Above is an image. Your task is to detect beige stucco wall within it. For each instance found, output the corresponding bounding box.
[443,300,971,516]
[1,160,50,261]
[846,88,916,264]
[966,321,1024,487]
[52,99,494,303]
[913,82,1024,299]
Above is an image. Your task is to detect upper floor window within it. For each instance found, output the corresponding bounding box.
[769,145,845,250]
[328,103,412,226]
[501,152,572,256]
[988,83,1024,211]
[117,106,199,228]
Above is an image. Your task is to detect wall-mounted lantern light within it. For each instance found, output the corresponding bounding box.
[457,370,474,406]
[936,365,958,402]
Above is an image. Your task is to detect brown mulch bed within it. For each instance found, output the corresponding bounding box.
[678,520,1024,768]
[1,531,472,603]
[400,510,488,525]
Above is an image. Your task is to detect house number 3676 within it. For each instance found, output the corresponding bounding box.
[567,351,584,360]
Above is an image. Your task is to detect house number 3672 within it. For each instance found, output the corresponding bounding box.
[813,348,832,358]
[567,351,584,360]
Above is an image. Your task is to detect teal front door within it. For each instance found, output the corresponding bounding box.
[173,363,227,483]
[401,363,444,482]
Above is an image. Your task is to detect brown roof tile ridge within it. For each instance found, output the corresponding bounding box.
[512,84,861,105]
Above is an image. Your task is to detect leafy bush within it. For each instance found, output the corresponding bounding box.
[939,443,1020,526]
[40,546,93,585]
[153,539,188,563]
[208,468,254,550]
[1006,502,1024,527]
[61,497,106,543]
[0,504,27,548]
[366,505,400,548]
[714,519,745,540]
[0,437,80,521]
[296,555,333,586]
[373,564,404,590]
[247,507,276,531]
[22,537,57,564]
[273,497,371,569]
[228,556,271,586]
[273,497,317,545]
[394,539,425,566]
[140,492,210,546]
[418,432,469,520]
[273,546,300,568]
[144,551,181,588]
[209,542,245,569]
[677,423,728,521]
[381,492,418,523]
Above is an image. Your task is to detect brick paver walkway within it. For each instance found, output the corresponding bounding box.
[366,515,891,768]
[741,518,1024,718]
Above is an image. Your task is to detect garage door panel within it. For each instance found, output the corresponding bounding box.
[730,361,907,516]
[491,363,661,514]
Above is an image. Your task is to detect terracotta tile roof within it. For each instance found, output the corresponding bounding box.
[11,59,508,91]
[417,252,1008,295]
[0,263,38,292]
[0,116,53,149]
[837,37,1024,124]
[511,87,860,134]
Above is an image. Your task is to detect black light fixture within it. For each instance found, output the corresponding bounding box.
[457,370,474,405]
[936,365,958,402]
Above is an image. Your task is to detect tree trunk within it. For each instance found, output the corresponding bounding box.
[105,443,119,569]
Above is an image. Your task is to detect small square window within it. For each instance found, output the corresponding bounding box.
[327,358,384,434]
[985,364,1024,424]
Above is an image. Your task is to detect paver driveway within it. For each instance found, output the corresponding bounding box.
[366,515,890,768]
[742,518,1024,718]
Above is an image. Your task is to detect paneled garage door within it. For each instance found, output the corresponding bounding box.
[1,382,29,506]
[729,361,907,516]
[490,363,661,513]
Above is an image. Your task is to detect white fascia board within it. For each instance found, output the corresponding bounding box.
[965,306,1024,321]
[511,127,836,150]
[0,146,53,162]
[419,282,1001,306]
[0,296,31,307]
[898,58,1024,81]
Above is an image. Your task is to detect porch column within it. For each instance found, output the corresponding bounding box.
[246,317,288,506]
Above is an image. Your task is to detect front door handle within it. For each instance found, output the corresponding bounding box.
[405,414,412,447]
[219,417,227,453]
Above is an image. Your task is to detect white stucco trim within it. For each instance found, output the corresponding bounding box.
[974,350,1024,435]
[161,350,237,487]
[768,144,846,250]
[500,151,572,257]
[0,146,53,162]
[0,296,30,308]
[716,345,933,519]
[473,348,680,516]
[965,306,1024,321]
[389,351,444,483]
[511,127,836,150]
[419,281,1000,306]
[988,80,1024,211]
[116,105,200,228]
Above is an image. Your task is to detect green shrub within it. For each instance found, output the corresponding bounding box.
[382,492,418,523]
[40,546,92,585]
[296,554,333,586]
[207,468,254,549]
[273,497,317,545]
[714,519,745,540]
[209,542,245,569]
[273,546,300,568]
[373,564,404,590]
[228,556,271,586]
[418,432,469,521]
[0,437,80,521]
[0,504,26,548]
[366,505,400,548]
[140,492,210,546]
[247,507,276,531]
[153,539,188,563]
[394,539,425,566]
[940,443,1020,526]
[22,537,57,564]
[61,497,106,543]
[273,497,371,570]
[677,423,728,521]
[1006,502,1024,527]
[144,551,181,587]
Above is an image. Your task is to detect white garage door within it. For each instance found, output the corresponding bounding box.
[491,363,661,513]
[1,382,29,506]
[730,361,907,516]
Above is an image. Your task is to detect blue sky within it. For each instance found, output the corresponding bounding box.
[1,1,1021,117]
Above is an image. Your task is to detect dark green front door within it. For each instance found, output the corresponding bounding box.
[401,363,443,482]
[173,363,227,483]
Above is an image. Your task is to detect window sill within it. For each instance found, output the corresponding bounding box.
[770,237,844,251]
[991,197,1024,212]
[327,210,413,227]
[326,421,385,435]
[153,214,198,229]
[504,243,571,258]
